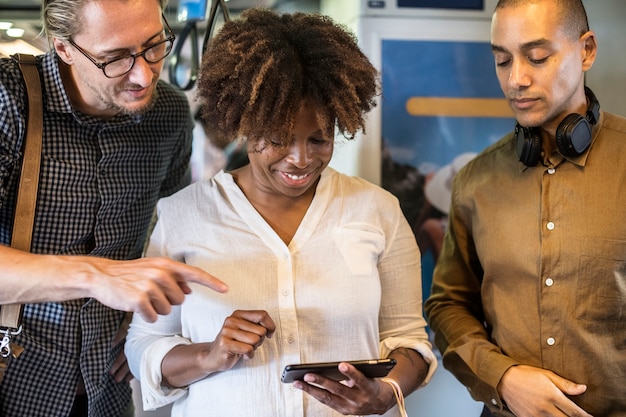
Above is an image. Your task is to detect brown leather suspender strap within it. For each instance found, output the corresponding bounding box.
[11,55,43,254]
[0,53,43,334]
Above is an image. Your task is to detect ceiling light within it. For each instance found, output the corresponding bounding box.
[6,28,25,38]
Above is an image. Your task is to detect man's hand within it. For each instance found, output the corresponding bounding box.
[0,246,228,322]
[498,365,593,417]
[84,257,228,322]
[110,313,134,383]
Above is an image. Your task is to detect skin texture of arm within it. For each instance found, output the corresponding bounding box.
[0,245,228,323]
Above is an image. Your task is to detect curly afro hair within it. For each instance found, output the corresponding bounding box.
[197,7,380,147]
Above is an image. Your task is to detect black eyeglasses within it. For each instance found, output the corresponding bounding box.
[68,17,175,78]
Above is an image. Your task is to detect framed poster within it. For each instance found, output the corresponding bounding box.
[380,36,514,299]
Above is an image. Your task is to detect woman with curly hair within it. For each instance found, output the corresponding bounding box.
[126,7,436,417]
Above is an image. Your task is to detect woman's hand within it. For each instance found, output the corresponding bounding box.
[292,347,429,415]
[161,310,275,388]
[292,362,396,416]
[201,310,276,373]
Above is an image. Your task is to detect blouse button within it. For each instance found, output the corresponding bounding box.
[547,337,556,346]
[547,167,556,174]
[545,278,554,287]
[547,222,555,231]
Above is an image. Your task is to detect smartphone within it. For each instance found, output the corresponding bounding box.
[281,358,396,383]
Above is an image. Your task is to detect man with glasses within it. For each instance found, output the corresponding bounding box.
[0,0,227,416]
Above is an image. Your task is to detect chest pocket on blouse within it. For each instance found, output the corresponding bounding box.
[577,237,626,323]
[333,224,385,276]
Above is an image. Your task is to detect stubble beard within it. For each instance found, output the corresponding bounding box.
[87,76,159,117]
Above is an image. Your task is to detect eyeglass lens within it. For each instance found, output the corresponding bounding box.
[104,38,173,78]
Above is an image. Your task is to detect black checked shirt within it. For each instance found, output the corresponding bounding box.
[0,51,193,417]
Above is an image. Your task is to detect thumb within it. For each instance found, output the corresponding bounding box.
[551,374,587,396]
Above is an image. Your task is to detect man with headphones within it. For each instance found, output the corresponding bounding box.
[425,1,626,417]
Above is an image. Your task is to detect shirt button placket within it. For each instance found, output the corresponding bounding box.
[541,165,559,362]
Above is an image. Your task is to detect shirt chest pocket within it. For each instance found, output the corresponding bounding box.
[577,237,626,323]
[332,224,385,276]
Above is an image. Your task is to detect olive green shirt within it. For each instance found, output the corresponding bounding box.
[425,111,626,416]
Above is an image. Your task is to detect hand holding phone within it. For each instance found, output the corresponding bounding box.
[281,358,396,383]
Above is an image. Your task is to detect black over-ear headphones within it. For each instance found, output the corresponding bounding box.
[515,86,600,166]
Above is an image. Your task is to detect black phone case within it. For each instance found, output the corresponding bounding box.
[281,358,396,383]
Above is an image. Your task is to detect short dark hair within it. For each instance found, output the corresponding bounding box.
[196,7,380,146]
[495,0,589,40]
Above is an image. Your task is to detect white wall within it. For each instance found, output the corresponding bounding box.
[584,0,626,116]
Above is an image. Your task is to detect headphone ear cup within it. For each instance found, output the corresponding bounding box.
[516,124,542,166]
[556,113,592,156]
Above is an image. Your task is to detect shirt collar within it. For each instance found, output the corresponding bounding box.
[41,51,73,115]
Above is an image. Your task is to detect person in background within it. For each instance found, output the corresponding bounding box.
[126,8,437,417]
[425,0,626,416]
[0,0,227,416]
[191,108,249,180]
[415,152,476,262]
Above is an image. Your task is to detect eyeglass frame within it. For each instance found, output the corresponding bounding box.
[67,15,176,78]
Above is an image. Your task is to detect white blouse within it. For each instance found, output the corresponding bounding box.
[125,167,436,417]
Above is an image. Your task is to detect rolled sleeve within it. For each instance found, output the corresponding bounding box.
[136,336,191,410]
[380,336,438,386]
[126,305,191,411]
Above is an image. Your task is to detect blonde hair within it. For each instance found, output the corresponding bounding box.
[41,0,168,46]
